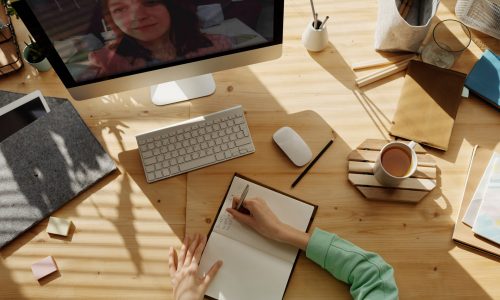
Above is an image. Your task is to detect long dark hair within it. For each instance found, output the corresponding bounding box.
[102,0,212,60]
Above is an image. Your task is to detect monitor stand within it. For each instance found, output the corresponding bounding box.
[150,74,216,106]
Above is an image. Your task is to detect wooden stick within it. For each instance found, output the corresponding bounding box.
[351,54,415,70]
[398,0,409,15]
[355,56,416,88]
[401,0,413,19]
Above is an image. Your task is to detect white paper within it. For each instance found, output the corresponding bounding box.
[472,157,500,244]
[199,233,293,300]
[462,153,499,226]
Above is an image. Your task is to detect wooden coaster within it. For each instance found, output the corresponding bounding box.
[348,139,437,203]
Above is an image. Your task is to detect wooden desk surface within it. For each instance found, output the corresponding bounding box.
[1,0,499,299]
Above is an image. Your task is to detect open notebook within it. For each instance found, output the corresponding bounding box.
[198,174,317,300]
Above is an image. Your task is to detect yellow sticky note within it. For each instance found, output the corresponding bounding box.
[47,217,72,236]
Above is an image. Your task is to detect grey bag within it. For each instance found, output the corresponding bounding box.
[375,0,440,52]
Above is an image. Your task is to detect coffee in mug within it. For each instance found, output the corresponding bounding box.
[374,141,417,186]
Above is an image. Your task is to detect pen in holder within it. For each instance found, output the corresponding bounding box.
[302,20,329,52]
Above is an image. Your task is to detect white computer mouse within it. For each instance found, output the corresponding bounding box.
[273,127,312,167]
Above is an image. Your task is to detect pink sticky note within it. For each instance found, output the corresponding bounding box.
[31,256,58,280]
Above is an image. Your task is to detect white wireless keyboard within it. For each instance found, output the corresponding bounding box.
[136,105,255,183]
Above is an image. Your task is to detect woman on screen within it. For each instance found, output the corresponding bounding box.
[89,0,232,77]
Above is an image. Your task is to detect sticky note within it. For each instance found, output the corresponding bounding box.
[47,217,72,236]
[31,256,58,280]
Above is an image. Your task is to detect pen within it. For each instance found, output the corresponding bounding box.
[291,139,334,188]
[309,0,317,28]
[236,184,250,214]
[319,16,329,29]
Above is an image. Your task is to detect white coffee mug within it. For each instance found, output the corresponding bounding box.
[373,141,417,187]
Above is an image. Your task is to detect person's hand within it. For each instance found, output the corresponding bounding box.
[168,234,223,300]
[226,197,310,250]
[227,197,285,241]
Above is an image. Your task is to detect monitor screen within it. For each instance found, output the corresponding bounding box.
[18,0,280,87]
[0,97,48,142]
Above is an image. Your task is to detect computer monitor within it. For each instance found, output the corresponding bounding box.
[13,0,283,105]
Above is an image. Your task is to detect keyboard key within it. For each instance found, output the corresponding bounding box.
[154,136,160,141]
[138,139,146,145]
[148,143,155,150]
[155,141,162,147]
[162,161,170,168]
[231,148,239,156]
[179,155,216,171]
[155,170,163,178]
[228,141,236,148]
[216,152,224,160]
[221,144,228,151]
[145,165,155,173]
[153,149,160,156]
[142,150,153,158]
[147,172,155,181]
[224,150,231,158]
[162,169,170,177]
[236,137,252,147]
[140,145,148,152]
[146,138,153,143]
[155,163,162,170]
[170,165,180,174]
[144,157,157,165]
[157,155,164,162]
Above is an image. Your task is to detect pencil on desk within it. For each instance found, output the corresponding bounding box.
[355,55,416,88]
[351,53,416,71]
[292,139,334,188]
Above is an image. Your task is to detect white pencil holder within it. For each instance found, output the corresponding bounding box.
[301,21,328,52]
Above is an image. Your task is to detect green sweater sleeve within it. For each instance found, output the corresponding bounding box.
[305,228,398,300]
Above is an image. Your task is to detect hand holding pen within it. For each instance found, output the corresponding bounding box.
[235,184,250,215]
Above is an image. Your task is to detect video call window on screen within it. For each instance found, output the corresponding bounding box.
[28,0,275,83]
